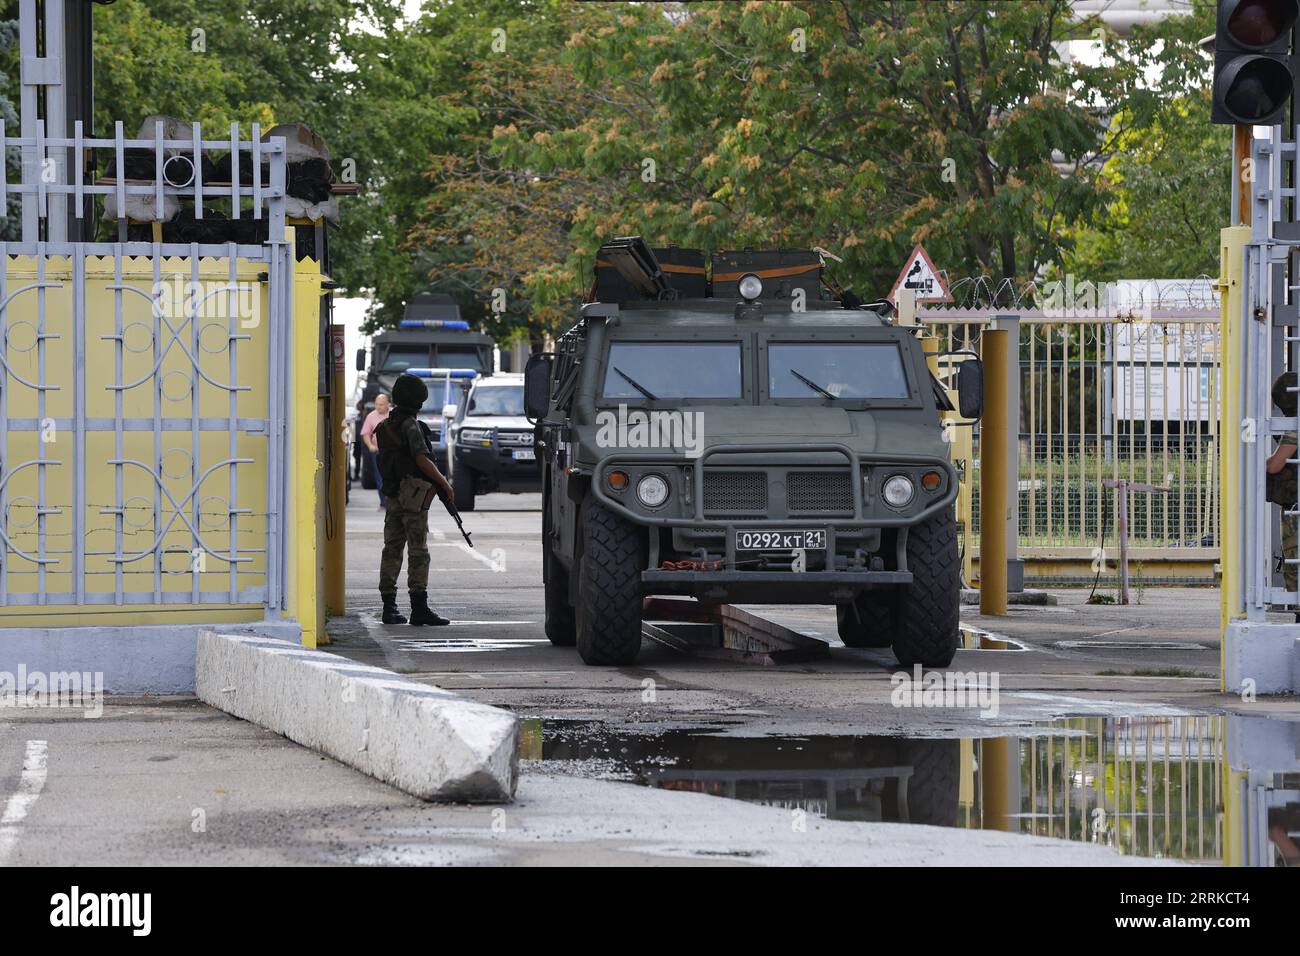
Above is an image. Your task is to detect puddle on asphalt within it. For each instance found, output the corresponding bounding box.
[519,714,1300,866]
[959,626,1026,651]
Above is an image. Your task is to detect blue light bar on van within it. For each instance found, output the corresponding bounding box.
[400,319,470,330]
[406,367,477,379]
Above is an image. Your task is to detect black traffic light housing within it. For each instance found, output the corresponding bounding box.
[1212,0,1300,125]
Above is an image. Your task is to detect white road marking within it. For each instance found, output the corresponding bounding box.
[0,740,48,865]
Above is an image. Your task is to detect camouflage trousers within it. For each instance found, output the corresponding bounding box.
[1285,512,1298,594]
[379,504,430,597]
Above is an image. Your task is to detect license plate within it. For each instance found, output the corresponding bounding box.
[735,529,826,552]
[512,449,536,461]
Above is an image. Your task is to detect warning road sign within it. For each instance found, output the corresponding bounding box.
[888,244,951,307]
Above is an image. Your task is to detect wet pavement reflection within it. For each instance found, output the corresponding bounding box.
[519,714,1300,865]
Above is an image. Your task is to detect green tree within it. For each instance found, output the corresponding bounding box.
[411,0,1172,339]
[1063,0,1226,281]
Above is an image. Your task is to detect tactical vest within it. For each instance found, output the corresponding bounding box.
[376,411,431,497]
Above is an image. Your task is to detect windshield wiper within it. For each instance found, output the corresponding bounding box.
[790,369,836,400]
[613,366,658,401]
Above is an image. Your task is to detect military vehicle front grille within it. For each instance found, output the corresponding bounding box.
[787,470,854,514]
[703,471,767,514]
[496,430,533,447]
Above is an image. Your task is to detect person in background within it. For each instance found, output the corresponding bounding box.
[360,393,391,509]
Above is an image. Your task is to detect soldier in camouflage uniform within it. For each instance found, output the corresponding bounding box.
[376,373,456,626]
[1267,372,1298,604]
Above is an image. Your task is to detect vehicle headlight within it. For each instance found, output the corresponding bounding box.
[636,474,670,508]
[459,428,492,444]
[738,273,764,301]
[882,475,915,509]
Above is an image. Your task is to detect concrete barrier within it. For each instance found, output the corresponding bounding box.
[1223,620,1300,695]
[195,631,518,802]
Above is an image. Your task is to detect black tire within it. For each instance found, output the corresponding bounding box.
[543,502,576,646]
[836,591,896,648]
[452,463,476,512]
[891,509,961,668]
[575,499,645,665]
[899,739,960,827]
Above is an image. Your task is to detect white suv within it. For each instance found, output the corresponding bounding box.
[449,373,539,511]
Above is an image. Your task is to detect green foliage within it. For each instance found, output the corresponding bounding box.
[0,0,1233,338]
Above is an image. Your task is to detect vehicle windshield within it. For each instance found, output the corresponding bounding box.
[768,343,909,400]
[602,342,742,400]
[420,381,471,414]
[436,346,487,372]
[468,385,525,417]
[380,345,430,371]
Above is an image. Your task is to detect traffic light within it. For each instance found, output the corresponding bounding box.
[1212,0,1300,125]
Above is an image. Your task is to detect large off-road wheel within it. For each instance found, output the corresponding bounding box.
[890,509,960,668]
[452,464,476,512]
[542,502,576,646]
[894,738,967,827]
[836,591,895,648]
[575,499,645,666]
[898,739,960,827]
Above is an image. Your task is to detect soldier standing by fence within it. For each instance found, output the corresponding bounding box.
[376,373,456,626]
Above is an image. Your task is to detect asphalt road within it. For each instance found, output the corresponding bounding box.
[0,488,1293,866]
[331,489,1260,738]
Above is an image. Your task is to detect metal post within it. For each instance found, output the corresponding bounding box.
[1116,479,1130,604]
[994,314,1023,591]
[1219,225,1252,643]
[980,737,1014,832]
[1234,125,1252,227]
[980,327,1010,615]
[325,323,346,615]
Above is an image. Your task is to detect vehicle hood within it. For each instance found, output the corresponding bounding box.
[576,405,947,459]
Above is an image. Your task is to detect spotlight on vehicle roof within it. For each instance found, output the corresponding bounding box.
[738,273,763,302]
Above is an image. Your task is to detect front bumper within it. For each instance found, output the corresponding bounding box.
[589,442,958,530]
[455,442,541,486]
[641,568,912,604]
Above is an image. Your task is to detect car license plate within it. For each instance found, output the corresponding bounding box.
[512,449,536,461]
[735,529,826,552]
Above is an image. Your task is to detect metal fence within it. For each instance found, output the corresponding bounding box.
[962,716,1224,862]
[0,123,294,612]
[922,296,1221,553]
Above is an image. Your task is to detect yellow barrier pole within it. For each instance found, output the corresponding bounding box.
[325,323,346,617]
[980,327,1010,615]
[980,737,1014,832]
[1218,225,1250,686]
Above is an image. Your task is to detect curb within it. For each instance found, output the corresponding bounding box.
[195,630,518,802]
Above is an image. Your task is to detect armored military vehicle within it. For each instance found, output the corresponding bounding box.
[525,238,983,668]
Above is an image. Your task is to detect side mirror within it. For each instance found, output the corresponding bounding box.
[442,403,458,420]
[355,347,366,372]
[957,358,983,419]
[524,353,553,420]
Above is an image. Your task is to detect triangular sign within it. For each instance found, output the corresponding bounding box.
[888,244,951,306]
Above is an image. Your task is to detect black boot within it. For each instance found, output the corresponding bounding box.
[381,595,407,625]
[408,590,449,626]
